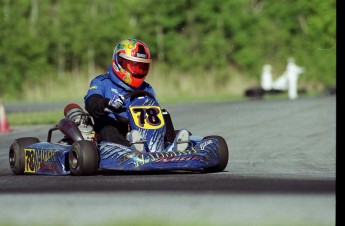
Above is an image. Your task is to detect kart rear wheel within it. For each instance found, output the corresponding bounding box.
[203,135,229,172]
[68,140,99,176]
[9,137,40,175]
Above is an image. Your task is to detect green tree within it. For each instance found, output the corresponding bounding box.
[0,0,336,99]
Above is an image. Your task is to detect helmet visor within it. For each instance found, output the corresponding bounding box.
[120,57,150,78]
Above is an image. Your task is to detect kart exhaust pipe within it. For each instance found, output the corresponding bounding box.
[58,118,84,141]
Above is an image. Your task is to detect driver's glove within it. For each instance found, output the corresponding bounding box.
[108,93,124,109]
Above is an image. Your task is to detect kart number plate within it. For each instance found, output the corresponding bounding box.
[129,106,165,129]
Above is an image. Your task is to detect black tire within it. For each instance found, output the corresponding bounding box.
[68,140,99,176]
[9,137,40,175]
[244,87,265,98]
[203,135,229,172]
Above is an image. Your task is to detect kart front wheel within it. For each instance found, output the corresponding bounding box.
[9,137,40,175]
[68,140,99,176]
[203,135,229,172]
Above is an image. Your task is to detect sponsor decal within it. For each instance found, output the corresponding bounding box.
[39,162,59,172]
[89,85,97,90]
[24,149,58,173]
[133,148,204,167]
[111,88,119,93]
[200,140,213,150]
[155,154,207,163]
[136,53,148,59]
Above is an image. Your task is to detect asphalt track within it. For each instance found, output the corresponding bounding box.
[0,96,336,225]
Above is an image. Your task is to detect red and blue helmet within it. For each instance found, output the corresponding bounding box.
[112,39,152,88]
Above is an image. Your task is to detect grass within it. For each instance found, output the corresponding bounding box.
[3,64,325,125]
[7,110,62,125]
[6,64,258,103]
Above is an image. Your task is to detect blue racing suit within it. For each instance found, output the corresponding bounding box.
[84,65,157,145]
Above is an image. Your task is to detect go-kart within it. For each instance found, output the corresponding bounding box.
[9,91,229,176]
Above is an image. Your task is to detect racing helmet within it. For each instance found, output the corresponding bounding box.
[112,38,152,88]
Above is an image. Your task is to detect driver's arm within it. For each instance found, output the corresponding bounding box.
[85,94,111,119]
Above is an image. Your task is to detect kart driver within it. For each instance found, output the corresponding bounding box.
[84,38,189,152]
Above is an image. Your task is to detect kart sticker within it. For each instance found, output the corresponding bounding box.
[129,106,165,129]
[133,149,200,167]
[24,148,57,173]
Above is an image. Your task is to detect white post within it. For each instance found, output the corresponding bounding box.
[261,64,273,91]
[286,58,304,100]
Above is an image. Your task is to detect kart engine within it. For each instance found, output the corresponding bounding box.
[64,103,94,141]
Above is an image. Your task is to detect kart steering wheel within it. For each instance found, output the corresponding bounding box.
[123,90,156,102]
[113,90,156,124]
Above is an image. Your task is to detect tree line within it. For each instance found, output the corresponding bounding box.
[0,0,336,98]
